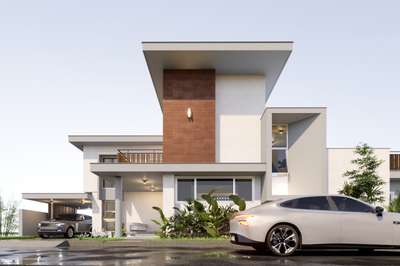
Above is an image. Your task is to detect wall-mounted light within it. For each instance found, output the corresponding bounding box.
[141,176,148,184]
[187,107,193,121]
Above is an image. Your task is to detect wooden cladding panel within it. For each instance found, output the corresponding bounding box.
[391,154,400,170]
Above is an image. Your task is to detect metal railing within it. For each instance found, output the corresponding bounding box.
[117,149,163,164]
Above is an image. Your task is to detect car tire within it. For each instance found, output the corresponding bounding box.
[39,234,48,239]
[266,224,300,256]
[65,227,74,238]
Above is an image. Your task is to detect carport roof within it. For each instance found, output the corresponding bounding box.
[22,193,91,209]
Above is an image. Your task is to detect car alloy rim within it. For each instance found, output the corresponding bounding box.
[68,229,73,237]
[269,226,297,255]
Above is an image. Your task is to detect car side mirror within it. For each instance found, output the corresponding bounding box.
[375,206,384,216]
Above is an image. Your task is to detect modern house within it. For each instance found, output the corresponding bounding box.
[20,42,396,237]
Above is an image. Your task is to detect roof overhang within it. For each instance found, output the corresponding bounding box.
[142,42,293,109]
[262,107,327,124]
[22,193,91,209]
[90,163,266,176]
[69,135,163,150]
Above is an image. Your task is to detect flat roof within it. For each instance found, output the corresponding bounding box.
[142,41,293,109]
[69,135,163,150]
[22,193,91,208]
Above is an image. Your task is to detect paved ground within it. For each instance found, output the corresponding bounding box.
[2,240,400,265]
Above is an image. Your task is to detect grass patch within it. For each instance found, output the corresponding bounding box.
[0,236,38,240]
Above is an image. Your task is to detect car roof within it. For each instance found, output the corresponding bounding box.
[269,195,369,204]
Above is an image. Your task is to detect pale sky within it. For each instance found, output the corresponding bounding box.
[0,0,399,210]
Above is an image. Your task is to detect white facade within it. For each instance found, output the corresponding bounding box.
[328,148,391,205]
[215,75,265,163]
[124,192,162,232]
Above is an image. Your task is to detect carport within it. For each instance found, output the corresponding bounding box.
[20,193,92,236]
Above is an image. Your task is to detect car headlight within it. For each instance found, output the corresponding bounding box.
[37,223,41,227]
[56,223,64,227]
[235,214,255,226]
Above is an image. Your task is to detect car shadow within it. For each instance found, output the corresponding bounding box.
[234,249,400,257]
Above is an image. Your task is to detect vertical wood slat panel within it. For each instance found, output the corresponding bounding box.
[391,154,400,170]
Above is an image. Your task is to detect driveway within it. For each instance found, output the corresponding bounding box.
[1,240,400,265]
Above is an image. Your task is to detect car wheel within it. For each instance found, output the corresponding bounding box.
[39,234,48,239]
[65,227,74,238]
[267,224,299,256]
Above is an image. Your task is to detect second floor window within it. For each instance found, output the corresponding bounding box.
[272,124,288,173]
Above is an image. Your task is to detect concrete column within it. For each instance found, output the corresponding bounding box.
[162,174,175,218]
[50,200,54,220]
[114,176,123,237]
[262,110,273,201]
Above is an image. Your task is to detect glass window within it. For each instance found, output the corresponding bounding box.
[99,155,118,163]
[235,179,252,201]
[197,179,233,201]
[103,200,115,232]
[102,177,115,188]
[331,196,374,213]
[272,150,287,173]
[281,197,330,210]
[177,179,194,201]
[272,125,288,148]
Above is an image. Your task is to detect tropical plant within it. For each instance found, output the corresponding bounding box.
[339,143,385,204]
[152,192,246,238]
[388,195,400,212]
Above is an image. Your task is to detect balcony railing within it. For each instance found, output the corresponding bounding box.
[117,149,163,164]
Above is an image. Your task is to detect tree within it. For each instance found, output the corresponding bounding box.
[2,201,18,236]
[339,143,385,204]
[0,195,2,236]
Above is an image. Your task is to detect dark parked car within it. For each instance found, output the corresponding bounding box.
[38,214,92,238]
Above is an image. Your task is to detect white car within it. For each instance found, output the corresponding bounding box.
[230,195,398,256]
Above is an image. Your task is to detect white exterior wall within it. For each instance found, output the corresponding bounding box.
[19,209,48,236]
[162,174,175,218]
[124,192,163,232]
[328,148,391,205]
[287,113,327,195]
[215,75,266,163]
[392,170,400,179]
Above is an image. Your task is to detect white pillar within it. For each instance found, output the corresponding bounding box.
[114,176,123,237]
[262,110,273,201]
[50,200,54,220]
[162,174,175,218]
[90,192,102,235]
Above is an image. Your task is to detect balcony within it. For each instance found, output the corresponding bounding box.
[117,149,163,164]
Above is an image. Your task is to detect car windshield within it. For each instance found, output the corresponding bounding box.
[55,214,78,221]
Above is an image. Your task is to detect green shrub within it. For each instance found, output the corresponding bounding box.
[152,192,246,238]
[388,196,400,212]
